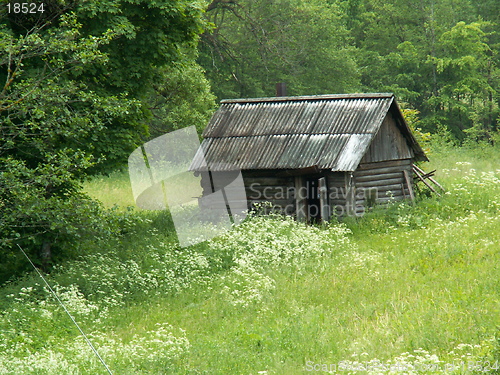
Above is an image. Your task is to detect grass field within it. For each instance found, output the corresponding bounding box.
[1,145,500,374]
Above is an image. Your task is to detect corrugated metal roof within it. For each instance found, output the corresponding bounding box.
[192,93,427,172]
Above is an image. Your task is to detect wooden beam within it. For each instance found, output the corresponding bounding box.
[403,169,415,201]
[357,158,412,170]
[355,172,405,182]
[277,165,321,177]
[318,177,329,222]
[413,165,445,192]
[345,172,355,216]
[355,165,410,176]
[354,177,405,188]
[295,176,306,222]
[413,167,441,196]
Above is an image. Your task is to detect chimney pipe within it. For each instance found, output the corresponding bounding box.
[276,82,287,97]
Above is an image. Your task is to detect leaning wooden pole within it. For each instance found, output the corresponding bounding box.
[412,166,441,197]
[413,165,445,192]
[403,170,415,201]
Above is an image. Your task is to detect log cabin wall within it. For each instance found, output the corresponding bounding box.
[199,161,415,220]
[243,170,295,215]
[200,170,296,215]
[354,159,413,206]
[361,111,414,163]
[351,111,416,210]
[327,172,349,218]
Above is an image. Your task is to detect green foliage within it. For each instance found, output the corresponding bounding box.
[0,13,138,276]
[0,280,190,373]
[208,213,353,307]
[344,0,500,141]
[346,145,500,236]
[147,61,216,140]
[75,0,207,98]
[401,106,432,153]
[2,147,500,373]
[201,0,500,142]
[199,0,360,99]
[0,1,209,278]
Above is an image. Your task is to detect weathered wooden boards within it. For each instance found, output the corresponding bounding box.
[354,159,413,206]
[412,165,445,196]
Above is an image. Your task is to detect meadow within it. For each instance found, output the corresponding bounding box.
[1,144,500,374]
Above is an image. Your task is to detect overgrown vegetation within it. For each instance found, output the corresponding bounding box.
[1,145,499,374]
[201,0,500,141]
[0,0,212,279]
[2,0,500,373]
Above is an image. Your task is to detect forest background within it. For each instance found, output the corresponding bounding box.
[1,0,500,283]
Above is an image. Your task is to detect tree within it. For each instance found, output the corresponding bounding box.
[349,0,500,140]
[0,0,207,280]
[431,21,498,139]
[199,0,360,99]
[147,61,216,140]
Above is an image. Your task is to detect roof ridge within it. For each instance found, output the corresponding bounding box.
[204,132,376,138]
[220,93,394,104]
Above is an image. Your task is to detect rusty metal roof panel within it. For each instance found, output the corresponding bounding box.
[331,134,374,171]
[194,93,425,171]
[318,134,350,169]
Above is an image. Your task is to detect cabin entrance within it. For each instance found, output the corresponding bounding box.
[305,178,320,222]
[295,175,329,223]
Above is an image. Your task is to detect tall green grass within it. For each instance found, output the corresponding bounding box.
[1,146,500,374]
[83,169,136,209]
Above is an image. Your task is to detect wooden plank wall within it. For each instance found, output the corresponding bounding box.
[244,172,295,215]
[327,172,348,218]
[198,161,415,220]
[354,159,413,207]
[361,112,414,164]
[198,170,294,215]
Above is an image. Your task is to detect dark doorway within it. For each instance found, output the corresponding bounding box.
[305,178,321,223]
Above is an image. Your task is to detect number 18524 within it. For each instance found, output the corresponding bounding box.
[7,3,45,14]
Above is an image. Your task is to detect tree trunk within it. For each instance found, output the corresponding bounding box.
[41,241,52,271]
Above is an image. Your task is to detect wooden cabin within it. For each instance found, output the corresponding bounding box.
[191,93,428,222]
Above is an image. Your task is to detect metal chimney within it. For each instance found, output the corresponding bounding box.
[276,82,287,97]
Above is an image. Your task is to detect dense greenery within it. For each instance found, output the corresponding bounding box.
[0,145,500,373]
[1,2,500,372]
[0,0,212,277]
[2,0,499,277]
[200,0,500,140]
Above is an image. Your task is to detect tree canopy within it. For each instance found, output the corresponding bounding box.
[0,0,210,279]
[200,0,500,140]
